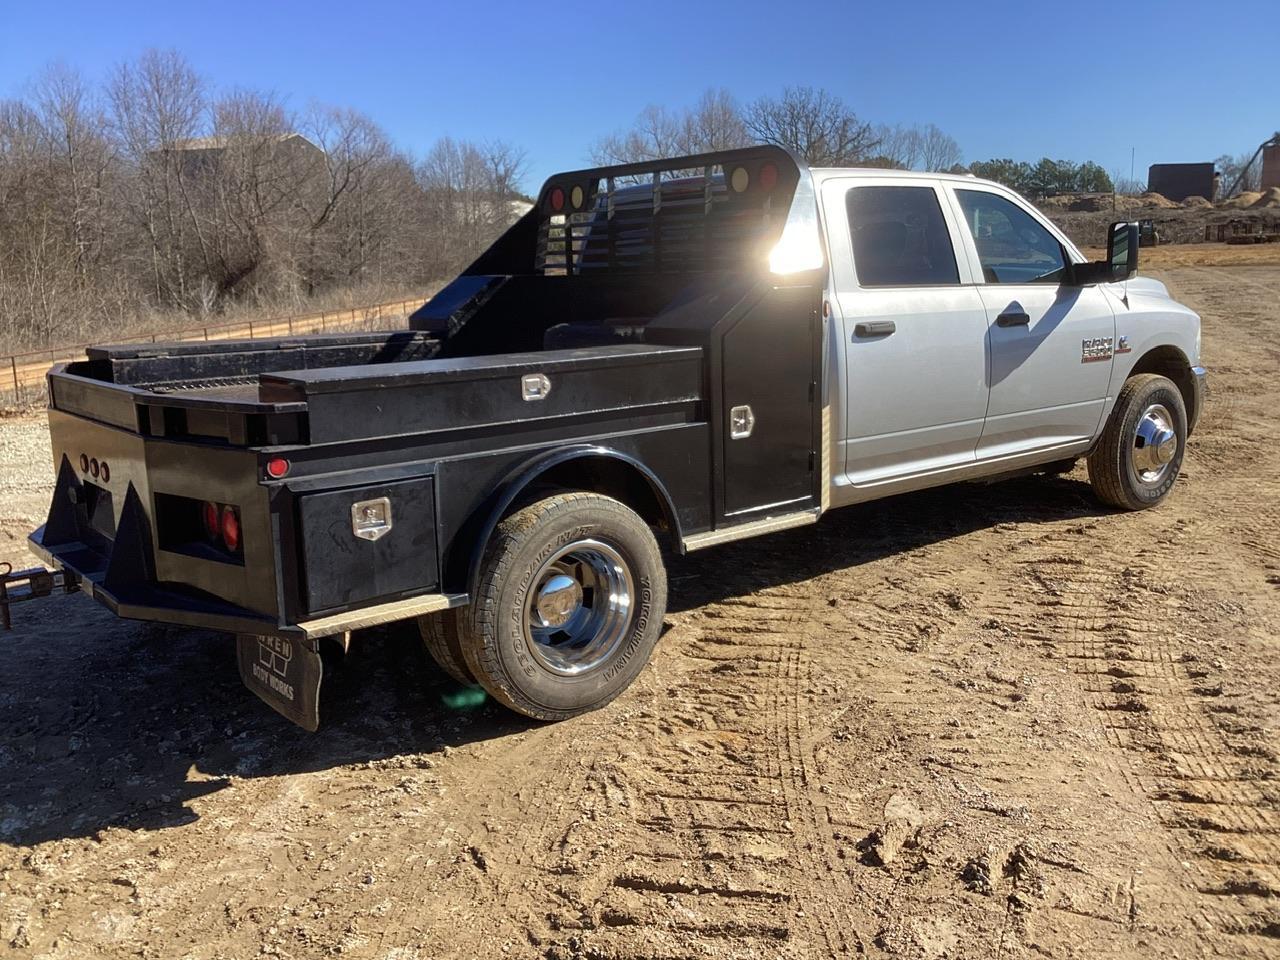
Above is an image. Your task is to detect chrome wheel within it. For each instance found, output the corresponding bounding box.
[523,539,634,676]
[1132,402,1178,484]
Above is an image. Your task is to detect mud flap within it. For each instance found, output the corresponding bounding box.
[236,634,323,732]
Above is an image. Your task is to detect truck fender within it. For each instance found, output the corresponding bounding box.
[461,445,684,597]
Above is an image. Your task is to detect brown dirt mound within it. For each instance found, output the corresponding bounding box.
[1250,187,1280,208]
[1224,191,1263,209]
[1183,195,1212,208]
[1139,192,1179,209]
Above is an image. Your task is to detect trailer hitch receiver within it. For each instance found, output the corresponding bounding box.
[0,562,80,630]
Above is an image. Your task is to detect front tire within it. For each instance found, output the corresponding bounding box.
[456,492,667,721]
[1087,373,1187,510]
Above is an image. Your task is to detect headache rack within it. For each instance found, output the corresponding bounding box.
[534,146,803,276]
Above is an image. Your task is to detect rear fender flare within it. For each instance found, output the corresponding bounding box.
[461,445,682,597]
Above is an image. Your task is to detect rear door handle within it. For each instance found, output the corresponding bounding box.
[853,320,896,338]
[996,310,1030,327]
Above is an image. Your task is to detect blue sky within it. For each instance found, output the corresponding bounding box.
[2,0,1275,189]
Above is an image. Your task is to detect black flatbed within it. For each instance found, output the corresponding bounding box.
[33,146,826,715]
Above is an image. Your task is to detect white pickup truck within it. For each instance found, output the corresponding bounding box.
[29,147,1207,728]
[814,166,1205,512]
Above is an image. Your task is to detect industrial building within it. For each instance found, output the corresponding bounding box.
[1147,162,1217,202]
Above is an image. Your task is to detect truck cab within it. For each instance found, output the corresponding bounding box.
[811,167,1204,502]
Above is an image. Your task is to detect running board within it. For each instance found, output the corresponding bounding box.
[296,592,468,640]
[680,509,821,553]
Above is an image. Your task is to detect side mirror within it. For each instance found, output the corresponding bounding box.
[1107,220,1139,280]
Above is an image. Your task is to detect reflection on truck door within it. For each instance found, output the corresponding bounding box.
[949,187,1115,458]
[825,180,989,486]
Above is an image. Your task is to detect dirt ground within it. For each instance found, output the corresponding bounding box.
[1077,243,1280,269]
[1046,196,1280,250]
[2,266,1278,960]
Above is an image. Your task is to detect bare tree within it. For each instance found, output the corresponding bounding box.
[744,87,879,165]
[1109,167,1144,196]
[416,137,526,277]
[916,124,961,172]
[293,105,391,293]
[107,49,207,307]
[679,89,749,154]
[0,52,535,353]
[33,65,115,283]
[872,124,921,170]
[1215,151,1263,195]
[0,66,123,345]
[592,106,680,165]
[591,88,749,165]
[869,122,961,172]
[205,89,297,301]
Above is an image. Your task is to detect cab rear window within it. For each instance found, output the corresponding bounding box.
[846,186,959,287]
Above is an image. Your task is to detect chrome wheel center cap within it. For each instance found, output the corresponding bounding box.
[534,574,582,628]
[1133,403,1178,482]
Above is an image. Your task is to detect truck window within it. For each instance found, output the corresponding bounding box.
[955,189,1067,284]
[845,186,959,287]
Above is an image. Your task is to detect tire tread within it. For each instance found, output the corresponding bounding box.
[1087,373,1184,510]
[458,492,664,722]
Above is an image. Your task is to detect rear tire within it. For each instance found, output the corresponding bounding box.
[418,610,476,685]
[1087,373,1187,510]
[456,492,667,721]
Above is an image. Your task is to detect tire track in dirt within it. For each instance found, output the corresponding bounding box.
[527,582,869,959]
[5,266,1280,959]
[1014,265,1280,957]
[1028,541,1280,955]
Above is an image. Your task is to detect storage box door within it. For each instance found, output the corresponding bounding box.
[720,286,819,518]
[297,476,439,614]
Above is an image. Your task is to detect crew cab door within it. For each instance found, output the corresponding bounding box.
[944,185,1115,458]
[822,177,990,486]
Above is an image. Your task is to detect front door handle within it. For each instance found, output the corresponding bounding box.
[854,320,896,338]
[997,310,1030,327]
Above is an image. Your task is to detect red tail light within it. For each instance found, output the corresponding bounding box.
[265,457,290,479]
[202,501,220,540]
[549,187,565,212]
[758,162,778,192]
[220,505,241,553]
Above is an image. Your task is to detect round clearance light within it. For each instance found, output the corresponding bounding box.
[79,453,89,473]
[549,187,565,212]
[221,505,241,553]
[570,185,584,209]
[758,162,779,192]
[265,457,290,479]
[100,462,110,482]
[202,501,220,540]
[730,166,750,193]
[89,458,100,479]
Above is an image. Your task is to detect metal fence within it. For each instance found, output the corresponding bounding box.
[1,295,427,405]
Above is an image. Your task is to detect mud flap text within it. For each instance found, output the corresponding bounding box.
[236,634,323,732]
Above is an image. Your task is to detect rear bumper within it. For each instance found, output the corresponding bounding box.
[29,525,466,640]
[1190,365,1208,434]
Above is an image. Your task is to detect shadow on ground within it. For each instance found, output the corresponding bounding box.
[0,473,1106,846]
